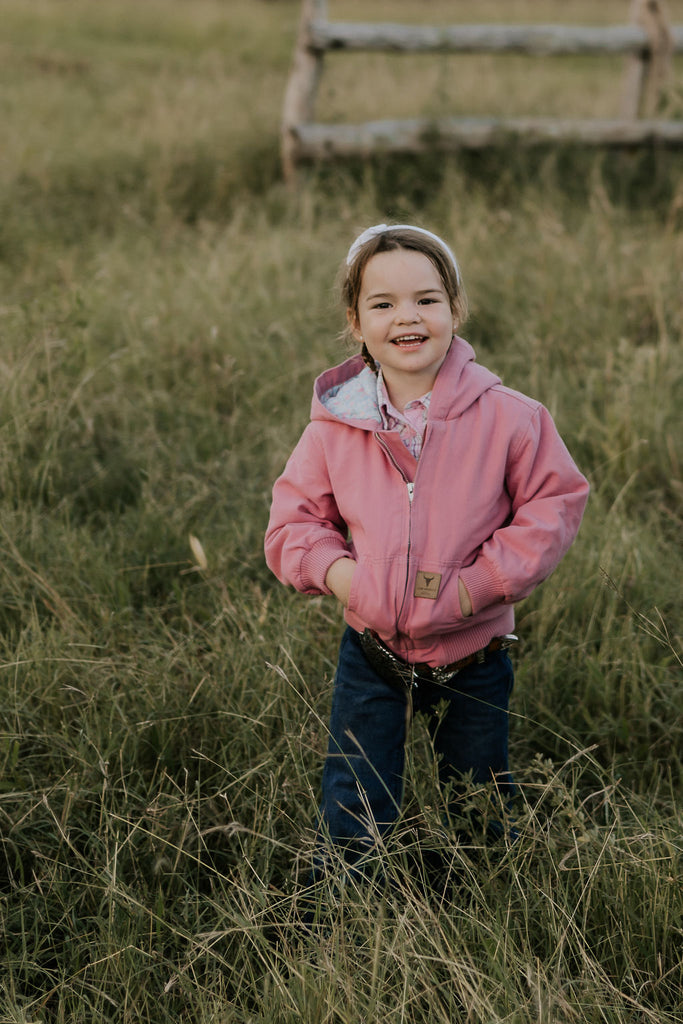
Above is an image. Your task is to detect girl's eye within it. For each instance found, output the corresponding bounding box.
[418,297,439,305]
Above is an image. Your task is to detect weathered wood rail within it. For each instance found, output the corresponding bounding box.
[307,21,683,56]
[294,116,683,158]
[281,0,683,183]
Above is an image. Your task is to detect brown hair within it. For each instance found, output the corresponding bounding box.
[341,228,468,360]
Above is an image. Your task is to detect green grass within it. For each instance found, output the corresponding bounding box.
[1,1,682,1021]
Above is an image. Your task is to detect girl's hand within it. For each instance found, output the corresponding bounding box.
[325,557,357,608]
[458,577,473,617]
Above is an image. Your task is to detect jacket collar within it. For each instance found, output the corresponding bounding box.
[312,337,500,427]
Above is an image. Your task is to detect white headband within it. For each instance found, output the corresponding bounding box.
[345,223,462,286]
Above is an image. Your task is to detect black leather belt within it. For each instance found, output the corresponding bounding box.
[359,628,518,690]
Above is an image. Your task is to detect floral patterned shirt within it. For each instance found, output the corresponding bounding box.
[322,365,431,459]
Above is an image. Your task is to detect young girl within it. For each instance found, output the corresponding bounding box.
[265,223,589,873]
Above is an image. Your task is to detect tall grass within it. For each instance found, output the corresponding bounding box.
[0,1,681,1021]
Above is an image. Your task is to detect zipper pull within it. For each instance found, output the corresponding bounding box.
[407,482,415,504]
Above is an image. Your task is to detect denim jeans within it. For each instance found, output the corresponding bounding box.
[317,626,515,863]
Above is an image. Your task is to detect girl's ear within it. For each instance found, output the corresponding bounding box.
[451,307,459,334]
[347,308,362,341]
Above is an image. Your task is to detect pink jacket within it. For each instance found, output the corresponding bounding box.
[265,339,589,666]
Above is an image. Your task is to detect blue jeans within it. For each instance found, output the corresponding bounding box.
[317,626,515,864]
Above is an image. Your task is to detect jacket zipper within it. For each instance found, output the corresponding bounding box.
[397,480,414,627]
[375,435,415,631]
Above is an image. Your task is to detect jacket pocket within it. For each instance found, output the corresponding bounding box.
[404,563,465,640]
[346,558,401,640]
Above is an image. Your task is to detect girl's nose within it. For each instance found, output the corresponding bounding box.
[396,303,421,323]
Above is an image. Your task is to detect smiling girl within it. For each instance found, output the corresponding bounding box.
[265,224,589,884]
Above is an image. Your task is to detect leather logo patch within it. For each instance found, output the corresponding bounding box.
[414,570,442,599]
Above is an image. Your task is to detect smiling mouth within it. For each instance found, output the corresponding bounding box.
[391,334,427,348]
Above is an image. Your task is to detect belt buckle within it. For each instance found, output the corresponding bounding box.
[432,664,457,685]
[500,633,519,650]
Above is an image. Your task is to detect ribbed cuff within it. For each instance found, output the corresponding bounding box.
[460,558,506,615]
[300,538,351,594]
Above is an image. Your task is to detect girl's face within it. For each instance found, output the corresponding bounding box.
[348,248,456,408]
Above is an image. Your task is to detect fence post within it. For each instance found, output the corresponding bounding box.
[281,0,327,186]
[621,0,673,117]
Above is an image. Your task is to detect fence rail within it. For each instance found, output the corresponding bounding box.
[295,116,683,159]
[308,21,683,56]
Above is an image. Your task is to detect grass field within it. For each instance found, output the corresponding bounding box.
[1,1,682,1021]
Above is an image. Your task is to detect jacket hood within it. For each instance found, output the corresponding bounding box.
[311,337,501,427]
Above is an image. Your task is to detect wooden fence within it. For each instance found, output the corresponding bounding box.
[281,0,683,183]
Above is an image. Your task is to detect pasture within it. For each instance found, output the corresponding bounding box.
[1,1,682,1020]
